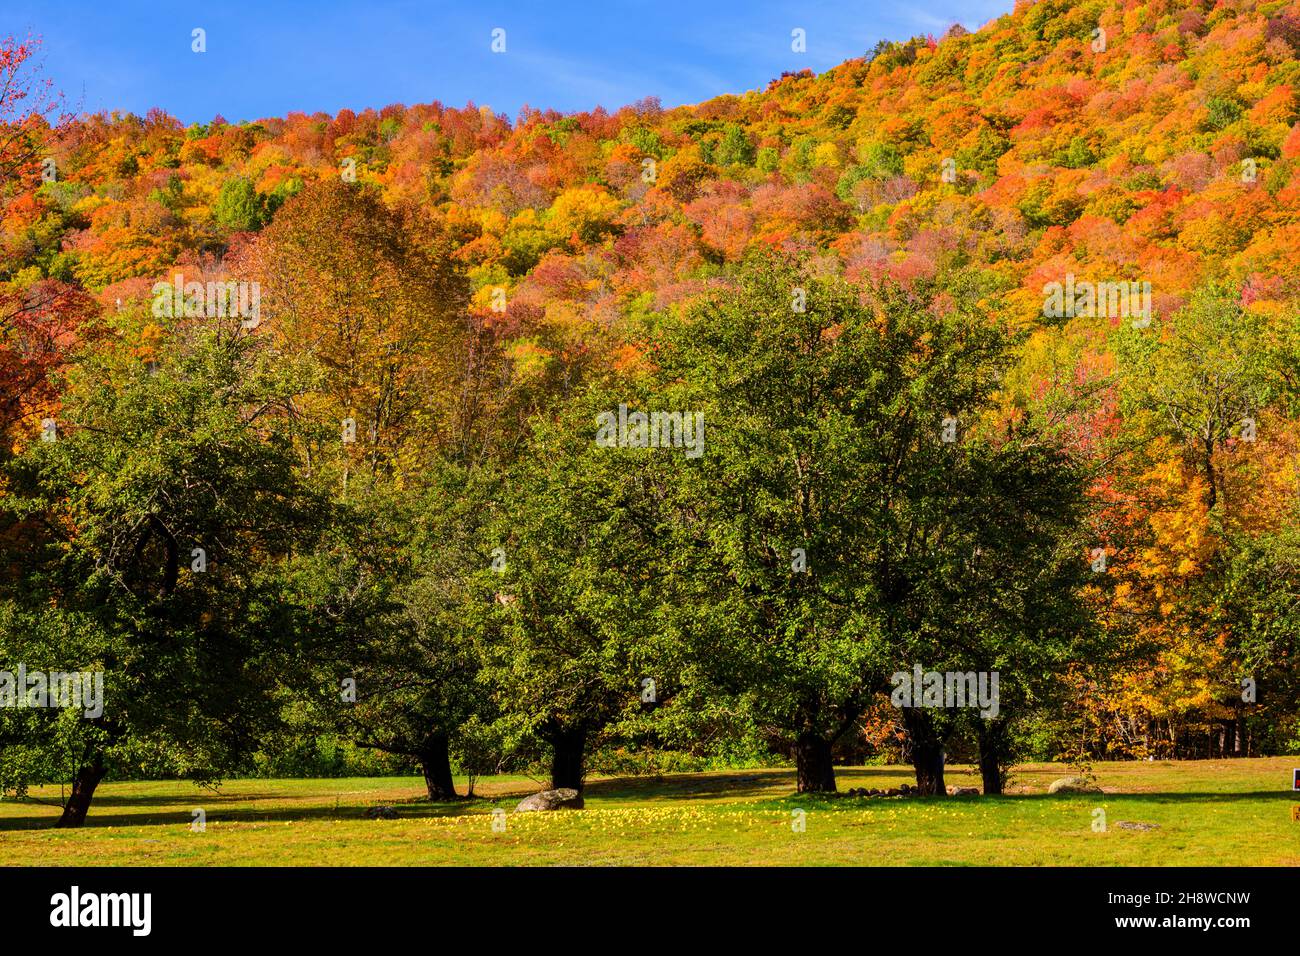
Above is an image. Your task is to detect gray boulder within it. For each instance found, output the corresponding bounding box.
[515,788,585,812]
[365,805,398,819]
[1047,776,1102,795]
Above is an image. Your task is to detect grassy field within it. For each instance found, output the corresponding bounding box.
[2,758,1296,866]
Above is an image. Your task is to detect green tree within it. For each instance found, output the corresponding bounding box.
[0,315,325,825]
[716,123,756,167]
[1214,525,1300,753]
[482,392,671,791]
[213,176,263,231]
[289,466,498,800]
[658,253,1086,793]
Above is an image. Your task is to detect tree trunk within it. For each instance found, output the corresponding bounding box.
[1203,436,1217,510]
[549,725,587,792]
[417,733,457,800]
[976,719,1009,795]
[56,754,107,828]
[794,731,836,793]
[902,708,947,796]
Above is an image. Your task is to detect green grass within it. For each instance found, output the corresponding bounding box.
[2,758,1296,865]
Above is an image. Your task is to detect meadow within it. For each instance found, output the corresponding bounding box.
[2,758,1295,867]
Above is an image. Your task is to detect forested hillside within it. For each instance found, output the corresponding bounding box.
[2,0,1298,823]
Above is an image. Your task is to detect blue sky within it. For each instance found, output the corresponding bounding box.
[10,0,1011,124]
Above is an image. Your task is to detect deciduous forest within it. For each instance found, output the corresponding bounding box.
[1,0,1298,832]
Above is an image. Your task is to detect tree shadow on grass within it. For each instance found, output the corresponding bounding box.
[0,793,503,831]
[10,790,291,809]
[580,766,918,801]
[580,769,793,801]
[1010,791,1297,803]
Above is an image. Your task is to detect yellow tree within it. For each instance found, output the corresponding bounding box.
[253,180,470,489]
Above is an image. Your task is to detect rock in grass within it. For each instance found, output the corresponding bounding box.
[1115,820,1160,831]
[365,805,398,819]
[1047,776,1102,795]
[515,788,584,812]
